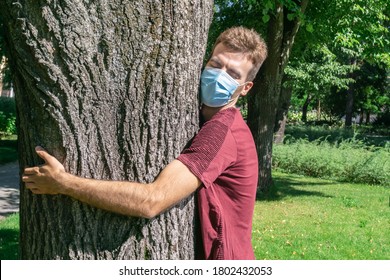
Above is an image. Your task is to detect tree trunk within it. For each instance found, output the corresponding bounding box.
[345,88,354,127]
[316,99,321,121]
[301,93,311,122]
[274,78,292,144]
[248,0,309,192]
[0,0,213,260]
[0,56,5,95]
[366,111,371,124]
[345,59,357,128]
[273,114,287,144]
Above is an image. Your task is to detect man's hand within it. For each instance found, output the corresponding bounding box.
[22,146,66,195]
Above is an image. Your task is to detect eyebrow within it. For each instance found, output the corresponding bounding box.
[208,57,222,67]
[208,57,242,79]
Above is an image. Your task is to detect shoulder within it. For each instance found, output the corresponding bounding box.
[177,108,239,186]
[194,108,238,145]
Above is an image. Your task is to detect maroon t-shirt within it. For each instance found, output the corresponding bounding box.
[177,107,258,260]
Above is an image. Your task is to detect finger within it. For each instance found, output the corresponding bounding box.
[23,166,39,175]
[22,175,36,183]
[35,146,64,170]
[22,175,30,182]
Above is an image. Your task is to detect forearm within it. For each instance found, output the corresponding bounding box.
[57,172,155,218]
[24,150,200,218]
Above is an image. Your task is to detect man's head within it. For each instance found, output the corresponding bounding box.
[200,27,267,109]
[211,26,268,82]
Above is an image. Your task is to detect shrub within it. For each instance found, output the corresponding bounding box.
[284,124,389,147]
[273,138,390,186]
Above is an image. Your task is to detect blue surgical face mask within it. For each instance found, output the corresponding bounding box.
[200,67,240,107]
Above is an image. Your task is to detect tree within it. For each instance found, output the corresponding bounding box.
[285,0,389,128]
[247,0,309,191]
[284,45,354,122]
[354,62,389,124]
[0,0,213,259]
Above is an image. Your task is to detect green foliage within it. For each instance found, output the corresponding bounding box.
[286,0,389,126]
[285,46,355,94]
[0,213,19,260]
[0,96,16,137]
[353,61,389,115]
[374,109,390,126]
[0,14,6,58]
[1,14,12,89]
[253,172,390,259]
[273,136,390,186]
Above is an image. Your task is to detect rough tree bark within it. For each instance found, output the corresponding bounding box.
[273,77,292,144]
[247,0,309,192]
[0,0,213,259]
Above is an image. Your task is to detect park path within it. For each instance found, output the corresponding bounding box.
[0,161,20,219]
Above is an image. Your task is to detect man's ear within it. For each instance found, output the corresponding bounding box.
[240,81,253,97]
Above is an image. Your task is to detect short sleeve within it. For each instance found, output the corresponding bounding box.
[177,120,237,188]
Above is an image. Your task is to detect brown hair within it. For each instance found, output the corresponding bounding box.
[212,26,268,81]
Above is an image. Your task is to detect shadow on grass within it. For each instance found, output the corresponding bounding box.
[257,174,335,202]
[0,228,19,260]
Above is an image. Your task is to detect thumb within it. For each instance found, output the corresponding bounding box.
[35,146,60,167]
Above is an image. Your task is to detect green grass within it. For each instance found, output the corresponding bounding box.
[253,171,390,260]
[0,213,19,260]
[1,172,388,260]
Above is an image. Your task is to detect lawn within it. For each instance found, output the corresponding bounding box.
[1,172,389,260]
[0,213,19,260]
[253,171,390,260]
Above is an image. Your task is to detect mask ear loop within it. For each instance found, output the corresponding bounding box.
[227,81,248,104]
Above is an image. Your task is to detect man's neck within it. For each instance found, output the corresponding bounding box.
[201,103,236,121]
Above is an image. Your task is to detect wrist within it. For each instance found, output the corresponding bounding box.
[55,171,74,196]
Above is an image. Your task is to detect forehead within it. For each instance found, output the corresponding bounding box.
[209,43,253,79]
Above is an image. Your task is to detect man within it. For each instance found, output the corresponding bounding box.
[22,26,268,260]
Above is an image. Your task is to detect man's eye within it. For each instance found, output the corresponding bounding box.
[228,72,240,79]
[209,63,222,69]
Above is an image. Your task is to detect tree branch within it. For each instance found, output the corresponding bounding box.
[280,0,310,70]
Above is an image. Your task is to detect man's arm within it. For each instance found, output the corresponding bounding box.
[22,147,201,219]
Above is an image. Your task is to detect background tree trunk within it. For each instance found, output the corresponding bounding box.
[248,0,309,192]
[316,99,321,120]
[345,59,357,127]
[0,0,213,260]
[301,93,312,122]
[274,77,292,144]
